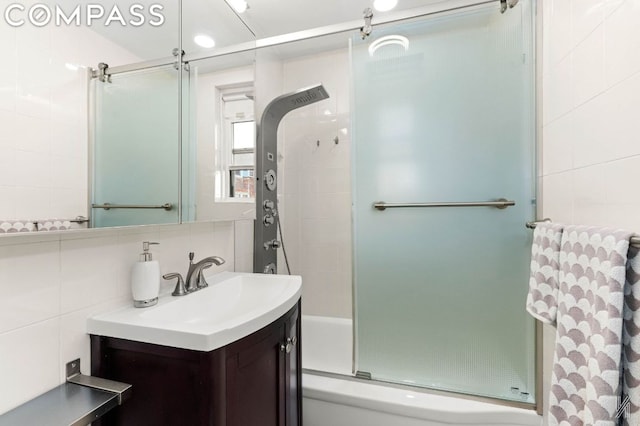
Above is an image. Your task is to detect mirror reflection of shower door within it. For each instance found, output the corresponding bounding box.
[352,2,536,403]
[92,66,180,228]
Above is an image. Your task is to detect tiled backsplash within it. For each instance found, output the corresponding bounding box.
[0,222,235,415]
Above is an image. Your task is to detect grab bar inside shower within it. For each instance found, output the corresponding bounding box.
[373,198,515,211]
[92,203,173,211]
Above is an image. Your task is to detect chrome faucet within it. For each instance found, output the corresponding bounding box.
[163,253,225,297]
[185,252,225,292]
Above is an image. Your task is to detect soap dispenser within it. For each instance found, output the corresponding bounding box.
[131,241,160,308]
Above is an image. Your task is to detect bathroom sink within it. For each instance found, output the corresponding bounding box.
[87,271,302,351]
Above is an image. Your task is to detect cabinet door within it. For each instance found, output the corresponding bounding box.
[226,321,286,426]
[285,304,301,426]
[90,336,223,426]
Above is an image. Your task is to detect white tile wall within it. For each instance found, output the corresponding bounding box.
[0,319,60,413]
[604,0,640,87]
[570,26,604,107]
[0,222,236,415]
[234,219,255,273]
[571,0,604,46]
[0,25,138,223]
[541,0,640,422]
[541,0,640,231]
[0,240,60,333]
[279,49,353,319]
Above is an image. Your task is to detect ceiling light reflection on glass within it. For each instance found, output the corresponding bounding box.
[373,0,398,12]
[226,0,248,13]
[368,35,409,56]
[194,34,215,48]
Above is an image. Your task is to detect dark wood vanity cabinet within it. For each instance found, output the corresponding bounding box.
[90,301,301,426]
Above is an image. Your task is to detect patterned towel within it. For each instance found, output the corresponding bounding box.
[548,226,633,426]
[0,220,36,233]
[526,222,564,325]
[36,219,72,231]
[623,244,640,426]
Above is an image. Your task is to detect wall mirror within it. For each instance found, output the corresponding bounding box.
[0,0,255,234]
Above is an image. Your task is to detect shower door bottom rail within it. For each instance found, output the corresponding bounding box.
[373,198,515,211]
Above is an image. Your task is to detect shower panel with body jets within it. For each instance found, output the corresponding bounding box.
[253,84,330,274]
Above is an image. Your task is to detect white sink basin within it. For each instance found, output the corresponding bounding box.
[87,271,302,351]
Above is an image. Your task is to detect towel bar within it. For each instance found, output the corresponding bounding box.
[373,198,515,211]
[526,219,640,247]
[70,216,89,224]
[92,203,173,211]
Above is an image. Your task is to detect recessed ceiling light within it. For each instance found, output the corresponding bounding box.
[226,0,248,13]
[194,34,215,49]
[368,35,409,56]
[373,0,398,12]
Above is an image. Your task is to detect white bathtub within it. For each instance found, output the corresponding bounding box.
[301,315,542,426]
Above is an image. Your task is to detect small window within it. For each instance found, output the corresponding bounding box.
[221,88,255,199]
[232,121,254,150]
[229,168,255,198]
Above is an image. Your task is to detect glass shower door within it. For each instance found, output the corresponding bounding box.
[92,66,180,227]
[352,1,536,403]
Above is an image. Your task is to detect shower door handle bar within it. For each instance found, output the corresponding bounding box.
[92,203,173,211]
[373,198,515,211]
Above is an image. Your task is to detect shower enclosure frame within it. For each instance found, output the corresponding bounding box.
[91,0,500,78]
[88,0,541,414]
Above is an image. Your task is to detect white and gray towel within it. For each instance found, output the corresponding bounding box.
[546,226,633,425]
[526,222,564,325]
[0,219,72,233]
[36,219,72,231]
[623,244,640,426]
[0,220,36,233]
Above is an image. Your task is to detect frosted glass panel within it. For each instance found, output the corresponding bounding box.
[353,2,536,403]
[93,67,179,227]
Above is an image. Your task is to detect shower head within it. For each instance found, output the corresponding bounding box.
[287,84,329,108]
[261,84,330,122]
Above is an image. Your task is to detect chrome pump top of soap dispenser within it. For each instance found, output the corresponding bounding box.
[140,241,159,261]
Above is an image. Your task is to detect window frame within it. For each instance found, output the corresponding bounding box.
[219,86,255,200]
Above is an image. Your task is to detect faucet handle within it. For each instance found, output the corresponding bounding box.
[163,272,187,296]
[196,264,213,289]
